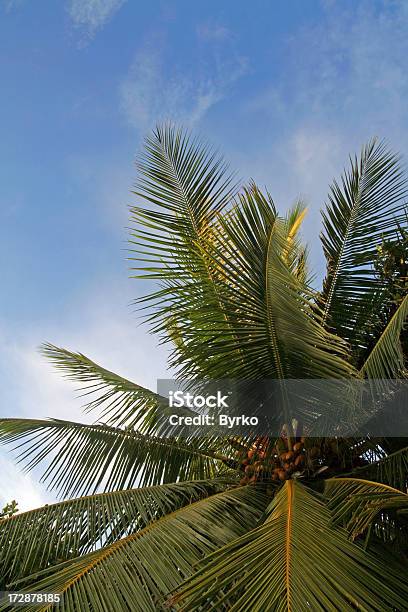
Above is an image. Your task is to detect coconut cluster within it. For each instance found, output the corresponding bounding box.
[237,436,367,485]
[238,436,306,485]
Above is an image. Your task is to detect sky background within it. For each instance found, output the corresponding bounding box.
[1,0,408,510]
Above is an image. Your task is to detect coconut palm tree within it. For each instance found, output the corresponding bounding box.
[0,126,408,611]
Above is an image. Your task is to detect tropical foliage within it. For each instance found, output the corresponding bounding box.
[0,126,407,610]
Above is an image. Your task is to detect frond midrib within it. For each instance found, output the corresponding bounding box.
[37,486,252,610]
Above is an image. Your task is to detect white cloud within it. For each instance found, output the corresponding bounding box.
[120,35,248,132]
[67,0,126,37]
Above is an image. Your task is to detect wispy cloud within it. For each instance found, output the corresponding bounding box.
[67,0,126,38]
[120,31,248,132]
[2,0,127,36]
[247,0,408,145]
[1,0,25,12]
[197,22,232,42]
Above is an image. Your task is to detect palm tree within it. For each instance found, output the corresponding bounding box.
[0,126,408,611]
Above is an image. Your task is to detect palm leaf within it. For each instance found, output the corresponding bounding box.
[207,187,355,380]
[129,124,247,382]
[359,293,408,377]
[40,343,193,432]
[338,441,408,491]
[282,201,309,281]
[130,126,354,385]
[325,477,408,550]
[320,139,408,351]
[4,486,267,612]
[0,419,231,496]
[0,479,229,584]
[170,480,408,611]
[129,123,237,321]
[168,184,354,383]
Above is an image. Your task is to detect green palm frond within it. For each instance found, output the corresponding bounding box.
[40,343,193,432]
[165,185,280,380]
[343,443,408,491]
[204,186,355,381]
[4,486,267,612]
[0,419,232,496]
[129,124,236,317]
[0,479,229,584]
[325,477,408,548]
[173,183,353,382]
[325,477,407,526]
[320,139,408,352]
[130,126,354,383]
[359,293,408,377]
[170,480,408,611]
[129,124,246,381]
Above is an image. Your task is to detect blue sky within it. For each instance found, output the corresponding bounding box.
[1,0,408,509]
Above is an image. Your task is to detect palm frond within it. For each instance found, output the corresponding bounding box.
[129,124,247,381]
[129,126,354,383]
[0,479,229,584]
[205,186,355,380]
[325,477,408,551]
[40,343,193,432]
[282,201,309,280]
[320,139,408,352]
[129,123,237,316]
[342,443,408,491]
[4,486,267,611]
[170,184,354,382]
[170,480,408,611]
[359,293,408,377]
[0,419,231,496]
